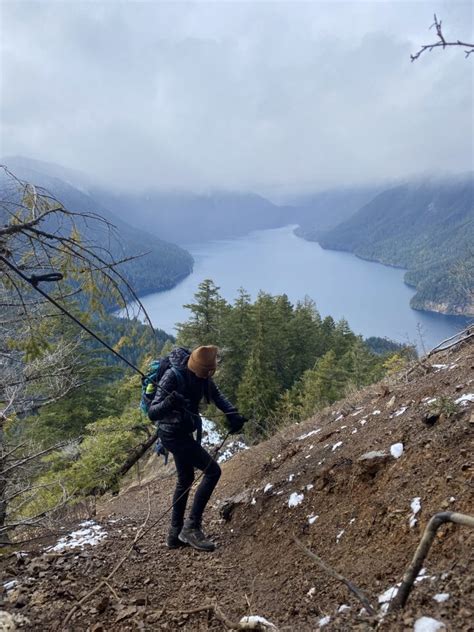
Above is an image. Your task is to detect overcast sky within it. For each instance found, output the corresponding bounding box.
[1,0,473,194]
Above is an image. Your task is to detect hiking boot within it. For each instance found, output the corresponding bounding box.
[178,524,216,552]
[167,526,188,549]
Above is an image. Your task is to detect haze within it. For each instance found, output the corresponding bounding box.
[1,0,473,195]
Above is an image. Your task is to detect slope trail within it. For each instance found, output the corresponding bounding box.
[2,338,473,631]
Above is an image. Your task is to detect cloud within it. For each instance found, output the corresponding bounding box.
[1,1,472,193]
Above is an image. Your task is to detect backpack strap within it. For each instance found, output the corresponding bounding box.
[170,366,186,393]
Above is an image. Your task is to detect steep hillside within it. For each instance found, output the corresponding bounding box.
[2,333,473,631]
[318,177,474,317]
[1,157,194,297]
[292,185,382,241]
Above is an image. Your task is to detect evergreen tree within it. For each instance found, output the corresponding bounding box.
[176,279,229,347]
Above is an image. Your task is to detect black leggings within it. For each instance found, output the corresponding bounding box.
[160,434,221,529]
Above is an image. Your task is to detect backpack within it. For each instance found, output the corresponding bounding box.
[140,354,186,414]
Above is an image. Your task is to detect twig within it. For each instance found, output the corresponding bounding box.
[104,581,120,602]
[411,14,474,61]
[293,536,376,615]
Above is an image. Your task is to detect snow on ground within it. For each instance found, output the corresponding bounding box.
[336,529,345,543]
[390,442,404,458]
[3,580,18,591]
[409,497,422,528]
[392,406,408,418]
[239,615,277,629]
[413,616,446,631]
[338,604,351,614]
[201,418,248,463]
[318,615,331,627]
[288,492,304,508]
[263,483,273,493]
[433,593,450,603]
[308,514,319,525]
[372,410,381,415]
[331,441,343,451]
[455,393,474,406]
[297,428,321,440]
[46,520,107,552]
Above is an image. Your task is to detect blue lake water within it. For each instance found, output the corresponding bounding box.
[139,225,468,351]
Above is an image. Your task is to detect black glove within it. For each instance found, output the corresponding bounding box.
[227,412,247,435]
[165,391,188,411]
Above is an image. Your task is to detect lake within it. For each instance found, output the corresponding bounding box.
[138,225,468,351]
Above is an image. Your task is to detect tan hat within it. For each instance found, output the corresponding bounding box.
[187,345,218,378]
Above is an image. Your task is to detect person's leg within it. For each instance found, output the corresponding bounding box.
[187,445,221,528]
[161,437,195,547]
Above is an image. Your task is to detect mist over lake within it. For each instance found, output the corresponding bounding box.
[139,226,467,350]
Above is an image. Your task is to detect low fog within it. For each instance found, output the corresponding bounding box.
[1,1,473,194]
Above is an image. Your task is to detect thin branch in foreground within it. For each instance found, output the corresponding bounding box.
[411,14,474,61]
[293,536,376,615]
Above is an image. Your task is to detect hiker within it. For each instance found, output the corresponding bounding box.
[148,345,246,552]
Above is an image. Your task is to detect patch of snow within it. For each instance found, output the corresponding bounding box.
[308,514,319,525]
[298,429,322,440]
[305,455,311,459]
[239,615,277,630]
[433,593,450,603]
[338,604,351,614]
[218,440,248,463]
[351,408,364,416]
[336,529,345,543]
[3,580,18,591]
[46,520,106,552]
[251,497,256,505]
[201,417,222,445]
[455,393,474,406]
[306,484,314,491]
[263,483,273,493]
[318,615,331,627]
[413,616,446,632]
[349,518,356,525]
[352,428,358,434]
[335,414,344,422]
[307,587,316,597]
[288,492,304,508]
[378,585,400,604]
[409,497,422,528]
[390,442,404,458]
[288,474,295,482]
[340,425,347,429]
[332,441,343,451]
[359,419,367,426]
[392,406,408,417]
[425,398,437,405]
[372,410,381,415]
[432,364,448,371]
[449,496,456,502]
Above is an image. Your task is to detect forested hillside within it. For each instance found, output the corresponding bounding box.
[318,177,474,316]
[1,158,194,296]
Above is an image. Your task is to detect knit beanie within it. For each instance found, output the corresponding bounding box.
[187,345,218,379]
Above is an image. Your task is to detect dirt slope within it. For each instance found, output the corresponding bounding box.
[2,337,473,631]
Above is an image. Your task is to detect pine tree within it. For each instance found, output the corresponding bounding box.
[176,279,229,347]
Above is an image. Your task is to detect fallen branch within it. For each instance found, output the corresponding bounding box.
[293,536,376,615]
[389,511,474,611]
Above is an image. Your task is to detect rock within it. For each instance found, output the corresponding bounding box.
[219,490,252,521]
[0,611,16,632]
[357,451,392,478]
[386,396,396,409]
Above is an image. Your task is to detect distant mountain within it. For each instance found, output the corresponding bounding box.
[290,186,383,240]
[318,177,474,317]
[1,157,194,298]
[89,188,294,244]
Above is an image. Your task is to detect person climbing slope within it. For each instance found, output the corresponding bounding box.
[148,345,246,552]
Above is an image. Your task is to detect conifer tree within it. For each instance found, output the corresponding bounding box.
[176,279,229,347]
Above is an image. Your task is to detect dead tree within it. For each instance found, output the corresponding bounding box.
[411,14,474,61]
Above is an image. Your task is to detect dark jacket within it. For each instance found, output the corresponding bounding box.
[148,347,236,438]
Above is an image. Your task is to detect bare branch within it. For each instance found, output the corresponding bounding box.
[411,14,474,61]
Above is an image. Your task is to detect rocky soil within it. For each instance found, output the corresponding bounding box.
[2,337,473,631]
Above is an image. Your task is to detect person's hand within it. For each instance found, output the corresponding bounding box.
[227,412,247,434]
[166,391,189,410]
